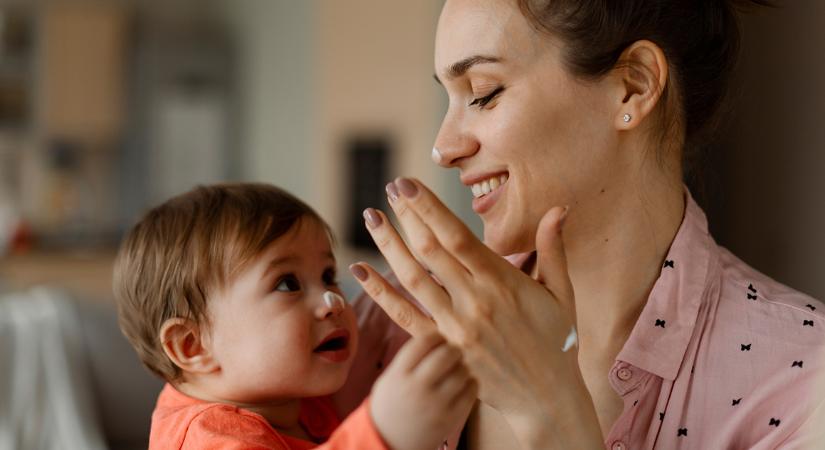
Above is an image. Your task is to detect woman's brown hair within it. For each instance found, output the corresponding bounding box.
[518,0,771,163]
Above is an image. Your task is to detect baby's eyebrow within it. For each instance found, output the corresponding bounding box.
[263,255,299,277]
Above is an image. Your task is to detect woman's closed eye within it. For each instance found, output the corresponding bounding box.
[469,86,504,108]
[274,274,301,292]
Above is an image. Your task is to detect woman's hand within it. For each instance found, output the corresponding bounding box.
[349,177,603,449]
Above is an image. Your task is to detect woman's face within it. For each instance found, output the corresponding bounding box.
[433,0,624,255]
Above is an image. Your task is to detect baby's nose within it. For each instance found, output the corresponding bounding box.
[316,291,345,319]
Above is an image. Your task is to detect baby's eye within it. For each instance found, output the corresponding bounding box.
[274,274,301,292]
[322,268,339,287]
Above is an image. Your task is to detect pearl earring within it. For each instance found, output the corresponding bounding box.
[622,113,632,123]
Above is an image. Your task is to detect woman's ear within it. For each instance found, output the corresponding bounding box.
[613,40,669,130]
[159,317,219,375]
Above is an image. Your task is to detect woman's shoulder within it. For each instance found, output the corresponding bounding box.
[686,247,825,447]
[716,245,825,325]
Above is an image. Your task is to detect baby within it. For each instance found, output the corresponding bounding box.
[113,183,476,449]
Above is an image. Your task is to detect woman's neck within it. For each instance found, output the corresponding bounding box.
[563,175,686,364]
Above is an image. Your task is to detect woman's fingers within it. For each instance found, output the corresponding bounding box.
[361,208,456,326]
[385,182,472,293]
[534,206,576,319]
[389,178,502,276]
[349,263,437,337]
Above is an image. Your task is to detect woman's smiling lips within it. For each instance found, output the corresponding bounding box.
[313,328,351,363]
[462,171,509,215]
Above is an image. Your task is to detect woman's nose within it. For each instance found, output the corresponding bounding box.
[432,114,480,167]
[316,291,345,320]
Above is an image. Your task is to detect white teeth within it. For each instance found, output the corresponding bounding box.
[470,174,508,198]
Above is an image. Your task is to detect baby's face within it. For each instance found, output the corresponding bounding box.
[204,218,358,404]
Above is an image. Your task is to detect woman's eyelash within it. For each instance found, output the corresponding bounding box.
[469,86,504,108]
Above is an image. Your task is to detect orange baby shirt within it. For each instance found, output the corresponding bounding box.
[149,384,387,450]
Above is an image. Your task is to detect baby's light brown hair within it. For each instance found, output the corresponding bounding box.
[113,183,326,381]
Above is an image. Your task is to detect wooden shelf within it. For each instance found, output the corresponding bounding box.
[0,250,117,303]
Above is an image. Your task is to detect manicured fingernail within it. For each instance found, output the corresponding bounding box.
[431,147,442,164]
[385,182,399,202]
[363,208,383,228]
[349,263,368,281]
[396,178,418,198]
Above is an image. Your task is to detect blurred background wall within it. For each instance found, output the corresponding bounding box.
[0,1,821,448]
[703,0,825,302]
[0,0,475,301]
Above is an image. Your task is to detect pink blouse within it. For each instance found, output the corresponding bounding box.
[333,192,825,449]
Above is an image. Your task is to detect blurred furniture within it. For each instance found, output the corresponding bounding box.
[0,285,162,450]
[0,250,116,302]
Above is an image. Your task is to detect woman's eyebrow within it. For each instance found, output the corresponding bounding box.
[434,55,501,84]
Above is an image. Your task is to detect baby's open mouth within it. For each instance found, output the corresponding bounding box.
[313,329,350,353]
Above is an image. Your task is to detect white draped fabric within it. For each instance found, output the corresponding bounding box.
[0,288,106,450]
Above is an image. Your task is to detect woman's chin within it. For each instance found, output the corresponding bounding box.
[483,229,531,257]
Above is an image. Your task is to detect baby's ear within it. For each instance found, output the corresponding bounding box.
[159,317,219,375]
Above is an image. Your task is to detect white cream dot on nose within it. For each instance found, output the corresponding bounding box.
[431,147,442,164]
[323,291,344,309]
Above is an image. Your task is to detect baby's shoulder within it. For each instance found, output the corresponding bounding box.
[183,404,288,449]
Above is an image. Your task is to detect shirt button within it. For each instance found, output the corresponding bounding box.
[611,441,627,450]
[617,367,633,381]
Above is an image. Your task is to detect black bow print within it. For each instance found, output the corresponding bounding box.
[732,398,742,406]
[792,361,803,368]
[741,344,751,351]
[769,418,781,427]
[806,304,816,311]
[804,320,814,327]
[655,319,666,328]
[747,293,757,300]
[677,428,688,437]
[659,412,665,421]
[664,260,675,268]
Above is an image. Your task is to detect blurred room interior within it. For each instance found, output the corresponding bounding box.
[0,0,822,449]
